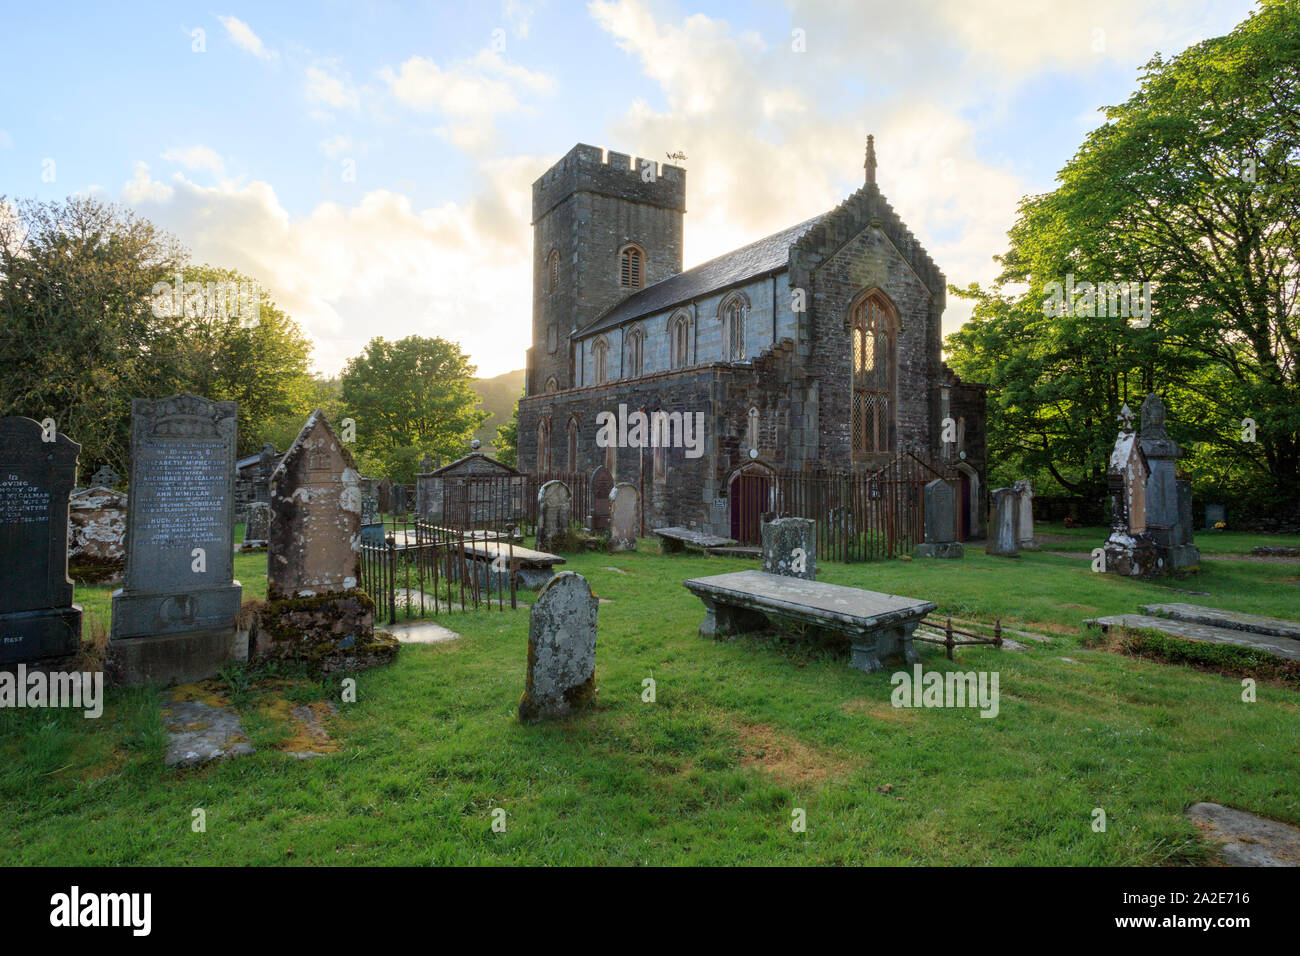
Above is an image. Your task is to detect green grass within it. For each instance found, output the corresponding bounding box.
[4,537,1298,865]
[1036,520,1300,555]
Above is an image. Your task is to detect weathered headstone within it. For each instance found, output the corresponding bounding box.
[1140,393,1199,570]
[1102,404,1160,576]
[377,477,392,514]
[518,571,598,723]
[360,493,378,526]
[90,463,121,488]
[1014,479,1036,549]
[390,482,406,516]
[0,416,82,664]
[109,395,243,684]
[67,485,127,568]
[761,516,817,578]
[987,487,1019,557]
[536,479,572,552]
[240,501,270,551]
[589,466,613,532]
[608,482,640,552]
[1205,503,1226,531]
[918,478,962,558]
[257,409,397,673]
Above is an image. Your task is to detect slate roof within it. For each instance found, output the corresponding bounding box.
[579,214,825,336]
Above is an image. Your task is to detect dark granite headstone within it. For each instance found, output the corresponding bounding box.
[111,395,241,640]
[0,417,82,663]
[377,478,392,514]
[1205,503,1226,531]
[918,478,962,558]
[589,466,613,532]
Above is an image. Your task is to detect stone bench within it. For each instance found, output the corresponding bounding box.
[682,570,935,672]
[653,526,737,553]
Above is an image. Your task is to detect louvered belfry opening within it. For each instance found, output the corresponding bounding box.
[620,246,643,290]
[851,292,896,459]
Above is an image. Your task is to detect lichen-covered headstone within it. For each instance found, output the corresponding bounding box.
[608,482,639,552]
[241,501,270,550]
[1102,404,1161,576]
[0,416,82,664]
[518,572,598,723]
[987,487,1019,557]
[536,479,572,552]
[761,516,816,579]
[68,485,127,567]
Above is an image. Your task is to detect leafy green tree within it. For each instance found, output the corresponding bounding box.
[949,0,1300,510]
[340,335,487,482]
[494,388,522,468]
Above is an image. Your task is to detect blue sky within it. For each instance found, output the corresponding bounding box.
[0,0,1260,376]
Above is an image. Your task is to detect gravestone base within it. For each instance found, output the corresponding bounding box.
[917,542,964,559]
[110,583,243,640]
[849,623,922,674]
[696,597,768,639]
[1162,544,1201,571]
[107,624,248,686]
[0,606,83,665]
[1104,535,1163,577]
[253,591,398,675]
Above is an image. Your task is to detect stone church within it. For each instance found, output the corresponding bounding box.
[517,140,987,540]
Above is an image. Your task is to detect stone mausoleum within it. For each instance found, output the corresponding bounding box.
[517,140,987,540]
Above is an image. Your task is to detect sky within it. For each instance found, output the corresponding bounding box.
[0,0,1260,378]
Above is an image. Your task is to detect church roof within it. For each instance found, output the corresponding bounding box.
[579,214,825,336]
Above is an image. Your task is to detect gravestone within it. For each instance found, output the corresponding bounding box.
[360,493,378,526]
[918,478,963,559]
[518,572,598,723]
[0,416,82,664]
[761,516,817,579]
[390,482,406,516]
[419,454,434,474]
[1140,393,1199,569]
[67,485,127,568]
[257,409,397,673]
[536,480,572,552]
[109,395,243,684]
[608,483,640,552]
[987,487,1019,557]
[240,501,270,551]
[377,478,392,514]
[1014,479,1037,549]
[1205,503,1226,531]
[90,464,121,488]
[589,466,613,532]
[1102,404,1161,576]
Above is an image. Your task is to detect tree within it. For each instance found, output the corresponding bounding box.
[340,335,488,482]
[494,388,522,468]
[948,0,1300,511]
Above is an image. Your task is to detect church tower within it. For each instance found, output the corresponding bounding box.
[528,144,686,395]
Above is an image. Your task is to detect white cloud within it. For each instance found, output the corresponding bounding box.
[305,62,360,111]
[161,145,225,176]
[318,134,352,159]
[217,14,278,61]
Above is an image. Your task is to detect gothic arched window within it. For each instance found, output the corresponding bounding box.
[626,326,645,377]
[850,291,897,457]
[537,417,552,472]
[669,311,692,368]
[619,244,644,290]
[720,293,747,361]
[593,338,609,384]
[566,416,579,472]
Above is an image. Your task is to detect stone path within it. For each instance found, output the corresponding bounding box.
[1187,803,1300,866]
[162,689,254,768]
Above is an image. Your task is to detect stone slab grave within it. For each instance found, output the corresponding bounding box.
[0,416,83,665]
[608,482,639,552]
[653,526,737,553]
[535,479,572,552]
[163,689,255,768]
[68,485,127,571]
[256,409,398,674]
[1140,603,1300,641]
[917,478,963,559]
[240,500,270,551]
[518,571,598,723]
[462,539,565,590]
[682,570,935,673]
[761,516,816,579]
[109,395,244,685]
[1186,802,1300,867]
[1086,613,1300,663]
[986,487,1019,557]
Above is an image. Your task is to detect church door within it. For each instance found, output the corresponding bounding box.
[959,472,971,541]
[730,473,771,544]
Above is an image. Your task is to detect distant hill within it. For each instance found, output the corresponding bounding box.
[471,368,525,454]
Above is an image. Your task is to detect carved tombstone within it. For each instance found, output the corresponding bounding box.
[240,501,270,550]
[1102,404,1161,576]
[518,572,598,723]
[536,480,572,552]
[608,482,640,552]
[589,466,613,533]
[90,463,121,488]
[0,416,82,663]
[109,395,243,684]
[1139,393,1199,570]
[987,488,1020,557]
[67,485,127,567]
[918,479,963,559]
[761,516,817,579]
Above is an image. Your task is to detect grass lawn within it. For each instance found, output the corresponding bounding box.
[3,531,1298,865]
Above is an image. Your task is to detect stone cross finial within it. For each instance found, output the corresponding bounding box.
[1117,403,1136,432]
[864,134,877,185]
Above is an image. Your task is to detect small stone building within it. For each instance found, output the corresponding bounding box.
[417,451,524,527]
[516,140,987,539]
